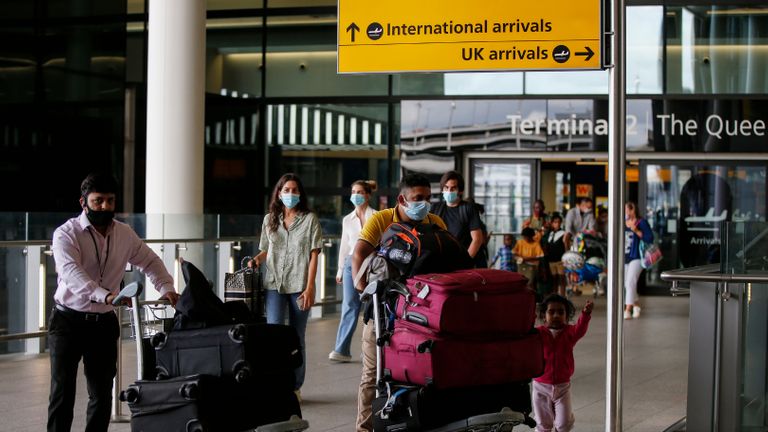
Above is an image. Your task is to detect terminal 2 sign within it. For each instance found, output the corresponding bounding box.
[337,0,603,73]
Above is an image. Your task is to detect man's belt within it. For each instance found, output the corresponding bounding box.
[54,304,113,322]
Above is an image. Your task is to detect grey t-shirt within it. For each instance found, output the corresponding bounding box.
[564,207,596,236]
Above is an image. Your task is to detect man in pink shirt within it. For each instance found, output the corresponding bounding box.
[48,173,179,432]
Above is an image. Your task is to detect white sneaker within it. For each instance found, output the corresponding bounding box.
[328,351,352,362]
[632,306,641,319]
[623,310,632,320]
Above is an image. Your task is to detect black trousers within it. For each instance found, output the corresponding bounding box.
[47,308,119,432]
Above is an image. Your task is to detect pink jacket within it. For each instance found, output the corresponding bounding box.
[534,312,591,385]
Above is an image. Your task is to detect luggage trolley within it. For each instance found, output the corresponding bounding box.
[362,280,536,432]
[127,296,174,381]
[118,282,309,432]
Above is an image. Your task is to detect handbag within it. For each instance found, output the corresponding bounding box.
[639,240,663,269]
[224,256,265,317]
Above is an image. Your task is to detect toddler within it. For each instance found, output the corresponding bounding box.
[533,294,594,432]
[491,233,517,271]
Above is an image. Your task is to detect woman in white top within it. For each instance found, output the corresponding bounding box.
[329,180,377,362]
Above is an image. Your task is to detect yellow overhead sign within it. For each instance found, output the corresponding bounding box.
[338,0,603,73]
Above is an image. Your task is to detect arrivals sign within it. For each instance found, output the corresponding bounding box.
[337,0,603,73]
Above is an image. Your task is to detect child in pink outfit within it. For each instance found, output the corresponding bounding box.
[533,294,593,432]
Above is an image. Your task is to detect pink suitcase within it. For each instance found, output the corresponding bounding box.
[383,320,545,389]
[395,269,535,336]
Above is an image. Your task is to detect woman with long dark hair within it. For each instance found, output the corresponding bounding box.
[252,173,323,397]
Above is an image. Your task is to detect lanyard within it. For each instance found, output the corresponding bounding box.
[87,229,111,283]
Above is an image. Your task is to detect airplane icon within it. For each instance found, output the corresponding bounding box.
[685,208,728,231]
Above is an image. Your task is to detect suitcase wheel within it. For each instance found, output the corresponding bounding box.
[155,366,170,381]
[228,324,248,343]
[150,332,167,349]
[233,360,251,383]
[119,387,140,404]
[186,419,204,432]
[179,382,199,400]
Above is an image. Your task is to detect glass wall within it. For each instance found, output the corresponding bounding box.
[720,222,768,431]
[0,0,128,212]
[262,102,390,221]
[3,1,767,218]
[666,5,768,95]
[470,159,536,235]
[644,162,767,280]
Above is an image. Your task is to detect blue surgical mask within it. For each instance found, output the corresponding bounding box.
[442,191,459,204]
[404,200,431,221]
[280,193,301,209]
[350,194,366,207]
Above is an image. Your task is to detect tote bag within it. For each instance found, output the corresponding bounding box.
[639,240,663,269]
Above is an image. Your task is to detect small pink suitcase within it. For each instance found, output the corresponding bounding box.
[395,269,535,336]
[383,320,545,389]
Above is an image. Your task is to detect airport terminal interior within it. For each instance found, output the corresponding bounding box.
[1,0,768,431]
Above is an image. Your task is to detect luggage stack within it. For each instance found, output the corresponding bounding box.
[120,260,305,432]
[373,268,543,430]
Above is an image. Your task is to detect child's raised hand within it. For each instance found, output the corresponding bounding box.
[583,300,594,315]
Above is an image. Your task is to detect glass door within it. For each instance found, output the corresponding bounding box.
[468,158,538,255]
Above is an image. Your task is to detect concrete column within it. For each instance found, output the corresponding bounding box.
[145,0,205,216]
[145,0,206,296]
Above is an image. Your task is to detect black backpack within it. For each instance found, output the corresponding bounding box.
[174,259,252,330]
[378,222,474,277]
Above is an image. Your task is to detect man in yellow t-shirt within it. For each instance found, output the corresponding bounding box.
[351,173,446,432]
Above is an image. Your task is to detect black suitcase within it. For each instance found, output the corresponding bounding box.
[153,322,302,388]
[372,381,533,431]
[121,374,301,432]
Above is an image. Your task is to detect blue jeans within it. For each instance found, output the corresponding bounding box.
[265,290,309,390]
[333,256,362,356]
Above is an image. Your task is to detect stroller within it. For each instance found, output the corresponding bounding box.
[362,277,537,432]
[561,232,607,298]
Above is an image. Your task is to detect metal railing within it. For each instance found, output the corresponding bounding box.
[661,265,768,432]
[1,231,343,419]
[0,235,342,346]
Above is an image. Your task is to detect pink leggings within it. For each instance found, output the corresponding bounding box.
[532,381,575,432]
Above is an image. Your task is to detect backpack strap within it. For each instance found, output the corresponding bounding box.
[353,252,376,289]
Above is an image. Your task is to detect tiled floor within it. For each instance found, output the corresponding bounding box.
[0,294,689,431]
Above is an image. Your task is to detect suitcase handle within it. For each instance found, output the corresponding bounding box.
[404,311,428,327]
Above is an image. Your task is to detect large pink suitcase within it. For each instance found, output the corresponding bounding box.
[383,320,545,389]
[395,269,535,336]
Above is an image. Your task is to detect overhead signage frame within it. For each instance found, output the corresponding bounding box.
[338,0,604,74]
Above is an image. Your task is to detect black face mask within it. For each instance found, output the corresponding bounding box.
[85,207,115,226]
